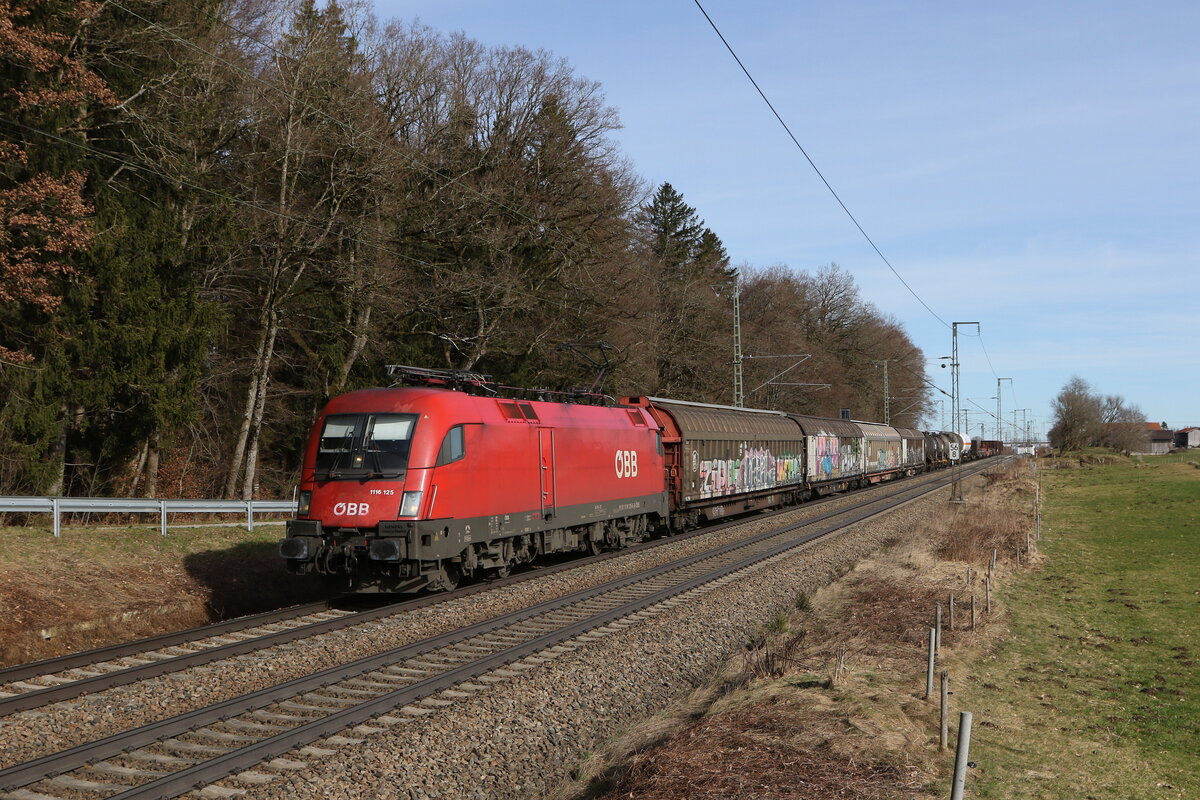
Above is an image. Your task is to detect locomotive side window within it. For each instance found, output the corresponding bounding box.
[315,413,416,479]
[435,425,466,466]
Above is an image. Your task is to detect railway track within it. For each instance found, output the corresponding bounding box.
[0,462,976,717]
[0,459,1000,800]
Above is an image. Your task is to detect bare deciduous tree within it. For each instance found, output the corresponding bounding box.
[1049,376,1103,453]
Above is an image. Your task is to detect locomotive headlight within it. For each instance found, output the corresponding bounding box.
[297,490,312,517]
[399,491,422,518]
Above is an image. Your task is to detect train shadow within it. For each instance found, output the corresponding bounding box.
[182,541,330,621]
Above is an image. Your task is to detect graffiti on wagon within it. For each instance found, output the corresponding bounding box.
[698,444,802,499]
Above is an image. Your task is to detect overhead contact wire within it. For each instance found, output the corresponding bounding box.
[692,0,950,330]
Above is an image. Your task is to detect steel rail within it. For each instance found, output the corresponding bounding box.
[0,601,332,685]
[118,463,1000,800]
[0,462,984,715]
[0,460,1001,796]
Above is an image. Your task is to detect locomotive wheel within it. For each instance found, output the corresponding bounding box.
[323,571,355,594]
[434,562,462,592]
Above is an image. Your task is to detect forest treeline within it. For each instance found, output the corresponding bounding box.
[0,0,931,499]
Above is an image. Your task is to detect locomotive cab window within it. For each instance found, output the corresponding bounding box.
[435,425,466,466]
[315,413,416,479]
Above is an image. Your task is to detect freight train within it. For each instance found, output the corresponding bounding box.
[279,366,994,592]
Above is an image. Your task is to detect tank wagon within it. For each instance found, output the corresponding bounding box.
[279,367,991,592]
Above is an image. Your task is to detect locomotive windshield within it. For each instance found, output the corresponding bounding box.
[314,413,417,480]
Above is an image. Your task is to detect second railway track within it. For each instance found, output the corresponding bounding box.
[0,459,1001,800]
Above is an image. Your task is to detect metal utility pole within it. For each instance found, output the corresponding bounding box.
[996,377,1012,441]
[732,281,743,407]
[714,279,744,407]
[950,322,980,502]
[950,322,979,435]
[1013,408,1031,448]
[873,359,891,424]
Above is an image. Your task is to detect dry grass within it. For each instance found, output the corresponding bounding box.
[740,634,805,682]
[935,467,1036,566]
[0,524,324,665]
[601,702,928,800]
[562,465,1040,800]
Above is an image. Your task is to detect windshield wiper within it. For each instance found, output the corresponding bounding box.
[325,430,355,479]
[364,431,385,478]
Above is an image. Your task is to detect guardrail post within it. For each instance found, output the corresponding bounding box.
[159,500,167,537]
[52,497,61,538]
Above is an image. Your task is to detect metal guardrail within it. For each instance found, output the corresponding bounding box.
[0,496,297,537]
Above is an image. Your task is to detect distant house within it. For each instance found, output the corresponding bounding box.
[1137,422,1174,455]
[1176,427,1200,449]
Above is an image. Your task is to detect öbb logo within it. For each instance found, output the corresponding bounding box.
[614,450,638,479]
[333,502,370,516]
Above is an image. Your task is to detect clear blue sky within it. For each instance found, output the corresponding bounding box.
[373,0,1199,438]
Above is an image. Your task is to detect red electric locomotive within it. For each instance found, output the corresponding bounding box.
[279,367,668,592]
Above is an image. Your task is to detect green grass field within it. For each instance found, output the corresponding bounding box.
[960,455,1199,799]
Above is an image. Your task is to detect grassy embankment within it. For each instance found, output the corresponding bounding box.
[557,456,1198,800]
[0,521,323,666]
[955,453,1199,799]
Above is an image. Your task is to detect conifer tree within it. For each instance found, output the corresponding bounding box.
[633,182,734,400]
